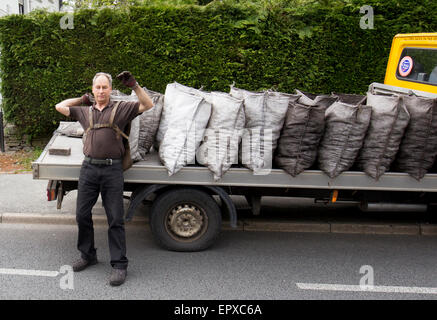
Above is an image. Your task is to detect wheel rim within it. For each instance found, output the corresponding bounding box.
[165,203,208,242]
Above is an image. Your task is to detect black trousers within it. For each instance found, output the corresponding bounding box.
[76,160,128,270]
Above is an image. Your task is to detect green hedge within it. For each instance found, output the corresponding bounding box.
[0,0,436,138]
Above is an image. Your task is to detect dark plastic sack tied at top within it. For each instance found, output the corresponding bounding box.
[275,90,337,177]
[317,96,372,179]
[128,88,164,161]
[355,92,410,180]
[392,95,437,180]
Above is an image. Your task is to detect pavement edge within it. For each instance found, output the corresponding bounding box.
[1,213,437,236]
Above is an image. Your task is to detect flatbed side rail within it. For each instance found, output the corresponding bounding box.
[32,161,437,192]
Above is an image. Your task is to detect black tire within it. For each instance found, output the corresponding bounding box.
[149,188,222,251]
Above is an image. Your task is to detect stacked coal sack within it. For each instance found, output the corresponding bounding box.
[230,86,289,175]
[355,93,410,180]
[392,95,437,180]
[196,92,245,181]
[331,93,368,105]
[317,93,371,178]
[158,82,212,176]
[128,88,164,161]
[274,91,334,177]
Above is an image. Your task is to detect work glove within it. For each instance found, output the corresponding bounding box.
[81,93,94,106]
[117,71,139,89]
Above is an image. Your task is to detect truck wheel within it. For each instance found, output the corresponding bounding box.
[149,188,222,251]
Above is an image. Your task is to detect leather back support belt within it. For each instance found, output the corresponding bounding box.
[84,156,122,165]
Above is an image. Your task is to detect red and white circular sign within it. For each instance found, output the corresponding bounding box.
[399,56,414,77]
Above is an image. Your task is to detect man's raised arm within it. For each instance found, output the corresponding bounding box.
[117,71,154,113]
[55,94,93,117]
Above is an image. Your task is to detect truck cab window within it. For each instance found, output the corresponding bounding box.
[396,48,437,86]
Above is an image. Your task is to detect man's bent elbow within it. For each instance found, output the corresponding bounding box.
[139,103,154,114]
[56,104,70,117]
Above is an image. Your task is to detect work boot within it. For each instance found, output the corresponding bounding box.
[72,257,98,272]
[109,268,127,286]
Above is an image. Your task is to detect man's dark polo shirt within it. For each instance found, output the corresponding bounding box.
[69,100,139,159]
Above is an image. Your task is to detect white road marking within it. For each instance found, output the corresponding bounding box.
[0,268,59,277]
[296,283,437,294]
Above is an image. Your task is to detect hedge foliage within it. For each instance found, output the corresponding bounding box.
[0,0,436,138]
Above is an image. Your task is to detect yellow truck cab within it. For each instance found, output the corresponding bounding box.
[384,33,437,94]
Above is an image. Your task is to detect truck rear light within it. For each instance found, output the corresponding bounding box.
[46,180,58,201]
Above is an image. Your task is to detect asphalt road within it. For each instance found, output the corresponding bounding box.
[0,223,436,300]
[2,173,437,303]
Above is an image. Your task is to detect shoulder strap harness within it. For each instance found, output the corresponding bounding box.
[84,101,129,140]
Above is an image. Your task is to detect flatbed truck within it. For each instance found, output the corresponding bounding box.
[32,33,437,251]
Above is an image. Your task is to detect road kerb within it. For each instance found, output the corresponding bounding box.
[420,224,437,236]
[242,219,330,233]
[1,213,436,236]
[330,222,420,235]
[222,220,244,231]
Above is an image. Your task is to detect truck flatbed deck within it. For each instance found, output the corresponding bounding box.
[33,131,437,192]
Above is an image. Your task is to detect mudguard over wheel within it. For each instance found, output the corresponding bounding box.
[149,188,222,251]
